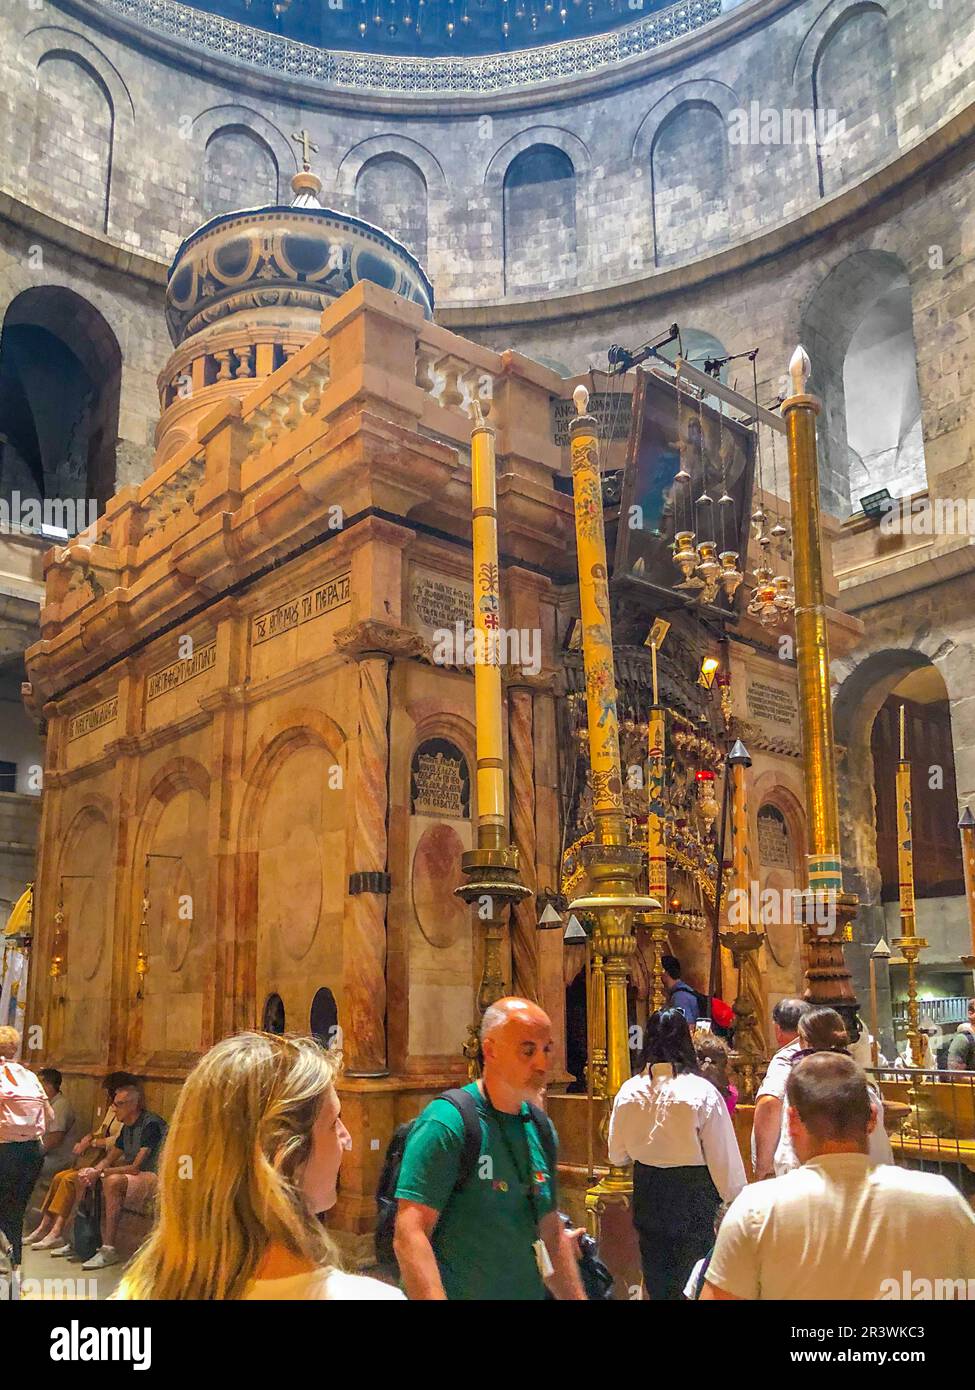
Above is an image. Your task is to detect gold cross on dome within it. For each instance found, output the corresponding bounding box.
[291,128,318,170]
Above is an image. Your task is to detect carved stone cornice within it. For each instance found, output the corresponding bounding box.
[334,619,427,662]
[735,717,802,760]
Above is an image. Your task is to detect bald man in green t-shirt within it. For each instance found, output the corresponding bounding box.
[394,998,585,1300]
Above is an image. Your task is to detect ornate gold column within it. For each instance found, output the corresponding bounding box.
[336,619,424,1076]
[723,739,766,1087]
[565,385,659,1216]
[959,807,975,980]
[646,698,669,1014]
[455,402,530,1062]
[892,706,927,1067]
[781,347,859,1030]
[508,683,540,1002]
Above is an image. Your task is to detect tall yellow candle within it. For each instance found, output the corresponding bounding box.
[896,706,915,935]
[470,400,506,847]
[569,385,626,847]
[647,705,667,907]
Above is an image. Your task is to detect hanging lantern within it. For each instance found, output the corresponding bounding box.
[695,540,721,604]
[695,768,719,832]
[673,530,703,589]
[718,550,743,600]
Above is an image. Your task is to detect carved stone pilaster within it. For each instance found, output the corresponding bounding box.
[335,620,424,1074]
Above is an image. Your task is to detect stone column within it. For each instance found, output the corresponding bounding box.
[336,620,423,1075]
[507,683,540,1002]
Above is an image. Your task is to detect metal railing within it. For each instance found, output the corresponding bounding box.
[892,996,971,1027]
[868,1065,975,1204]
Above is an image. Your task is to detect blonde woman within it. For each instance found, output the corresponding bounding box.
[116,1032,403,1300]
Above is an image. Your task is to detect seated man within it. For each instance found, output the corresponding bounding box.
[76,1083,167,1270]
[25,1072,133,1254]
[702,1052,975,1300]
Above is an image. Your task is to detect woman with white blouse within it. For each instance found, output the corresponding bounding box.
[608,1008,747,1300]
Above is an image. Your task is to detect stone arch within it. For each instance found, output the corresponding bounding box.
[501,145,577,296]
[237,710,347,849]
[32,52,113,233]
[483,126,592,189]
[236,715,347,1033]
[355,154,429,265]
[193,104,295,186]
[793,1,896,196]
[336,134,447,198]
[799,249,926,518]
[130,757,212,1059]
[200,122,279,220]
[484,127,592,295]
[0,285,123,516]
[630,78,740,166]
[21,26,135,233]
[51,803,114,1052]
[641,86,739,268]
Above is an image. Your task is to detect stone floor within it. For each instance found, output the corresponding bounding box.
[20,1240,127,1300]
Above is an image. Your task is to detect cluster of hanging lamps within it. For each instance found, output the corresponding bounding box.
[745,359,795,627]
[671,377,743,606]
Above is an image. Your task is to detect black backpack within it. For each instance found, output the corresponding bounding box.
[72,1181,103,1263]
[374,1086,556,1280]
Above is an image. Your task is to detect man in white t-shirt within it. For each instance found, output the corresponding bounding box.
[751,998,810,1179]
[702,1052,975,1300]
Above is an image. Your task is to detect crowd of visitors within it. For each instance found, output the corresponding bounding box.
[2,993,973,1302]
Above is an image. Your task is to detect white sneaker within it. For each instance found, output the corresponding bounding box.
[33,1232,64,1250]
[81,1246,119,1270]
[50,1244,73,1258]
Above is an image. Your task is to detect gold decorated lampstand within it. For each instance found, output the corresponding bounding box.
[959,807,975,982]
[721,738,766,1095]
[781,347,859,1031]
[891,706,928,1068]
[646,637,670,1014]
[455,400,530,1071]
[566,384,660,1222]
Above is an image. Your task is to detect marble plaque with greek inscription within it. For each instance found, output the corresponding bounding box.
[409,569,473,642]
[146,641,217,702]
[745,676,800,731]
[758,808,791,867]
[410,739,471,818]
[252,572,351,646]
[551,393,632,447]
[67,695,118,743]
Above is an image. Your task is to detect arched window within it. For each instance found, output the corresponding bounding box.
[871,668,964,901]
[813,6,897,196]
[800,251,926,517]
[262,993,286,1034]
[356,154,428,265]
[309,986,339,1050]
[651,103,729,266]
[30,53,113,232]
[503,146,577,295]
[0,287,122,524]
[202,127,279,220]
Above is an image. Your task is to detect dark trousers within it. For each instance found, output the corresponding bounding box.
[0,1138,44,1266]
[633,1162,720,1301]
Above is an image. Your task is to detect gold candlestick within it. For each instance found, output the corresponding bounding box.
[724,739,766,1069]
[566,385,659,1221]
[455,400,530,1068]
[781,346,859,1031]
[892,706,928,1067]
[958,807,975,980]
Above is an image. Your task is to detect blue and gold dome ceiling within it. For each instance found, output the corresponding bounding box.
[186,0,679,57]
